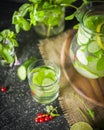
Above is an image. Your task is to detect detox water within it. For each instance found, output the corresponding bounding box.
[70,2,104,79]
[28,60,60,104]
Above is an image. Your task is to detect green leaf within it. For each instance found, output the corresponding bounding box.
[19,3,30,11]
[15,24,21,33]
[30,12,36,26]
[4,39,14,49]
[45,105,60,117]
[97,56,104,70]
[20,18,31,31]
[1,29,12,37]
[42,1,54,9]
[43,7,63,26]
[65,12,75,20]
[29,0,41,4]
[19,3,31,17]
[10,39,19,47]
[12,11,20,24]
[34,11,45,22]
[0,35,3,42]
[0,44,2,51]
[73,23,79,29]
[2,48,14,63]
[87,56,97,62]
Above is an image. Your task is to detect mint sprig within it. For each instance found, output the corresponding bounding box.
[12,0,79,34]
[46,105,60,117]
[0,29,18,64]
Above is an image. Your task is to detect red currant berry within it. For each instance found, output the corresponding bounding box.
[44,116,50,122]
[39,117,45,123]
[1,86,7,92]
[35,117,40,123]
[42,114,47,117]
[37,113,41,117]
[37,113,43,118]
[37,113,47,118]
[49,115,53,120]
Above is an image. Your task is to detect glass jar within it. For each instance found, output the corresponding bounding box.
[34,7,65,38]
[70,1,104,79]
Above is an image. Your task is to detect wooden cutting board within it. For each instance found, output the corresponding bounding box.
[61,30,104,107]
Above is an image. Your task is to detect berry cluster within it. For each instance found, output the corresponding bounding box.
[35,113,53,123]
[34,105,60,123]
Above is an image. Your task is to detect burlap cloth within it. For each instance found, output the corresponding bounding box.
[38,29,104,128]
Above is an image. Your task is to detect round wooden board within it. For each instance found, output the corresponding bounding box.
[61,30,104,107]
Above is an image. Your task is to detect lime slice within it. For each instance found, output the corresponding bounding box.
[76,47,88,65]
[96,22,104,50]
[88,41,100,53]
[70,122,93,130]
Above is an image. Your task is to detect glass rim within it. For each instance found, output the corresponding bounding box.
[76,1,104,35]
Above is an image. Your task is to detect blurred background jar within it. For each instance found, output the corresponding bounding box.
[70,1,104,79]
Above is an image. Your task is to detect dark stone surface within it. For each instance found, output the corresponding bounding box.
[0,1,76,130]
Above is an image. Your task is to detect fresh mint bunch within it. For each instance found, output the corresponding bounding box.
[0,29,18,65]
[12,0,78,33]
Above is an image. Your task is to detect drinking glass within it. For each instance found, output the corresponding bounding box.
[27,59,60,104]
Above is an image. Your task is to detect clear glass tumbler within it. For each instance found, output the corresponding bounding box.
[27,59,60,104]
[34,7,65,37]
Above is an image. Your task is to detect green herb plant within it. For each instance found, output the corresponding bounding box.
[45,105,60,117]
[0,29,19,65]
[12,0,79,37]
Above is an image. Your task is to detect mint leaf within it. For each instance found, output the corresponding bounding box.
[30,12,37,26]
[0,35,3,42]
[15,24,21,33]
[0,29,19,64]
[0,44,2,51]
[19,3,30,12]
[97,56,104,71]
[2,48,14,63]
[21,18,31,31]
[34,11,45,22]
[65,12,75,20]
[29,0,41,4]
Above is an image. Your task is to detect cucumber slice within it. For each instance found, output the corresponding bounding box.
[42,78,54,86]
[77,37,82,46]
[88,41,100,53]
[77,26,91,45]
[17,57,36,80]
[76,47,88,65]
[74,62,98,79]
[17,65,27,80]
